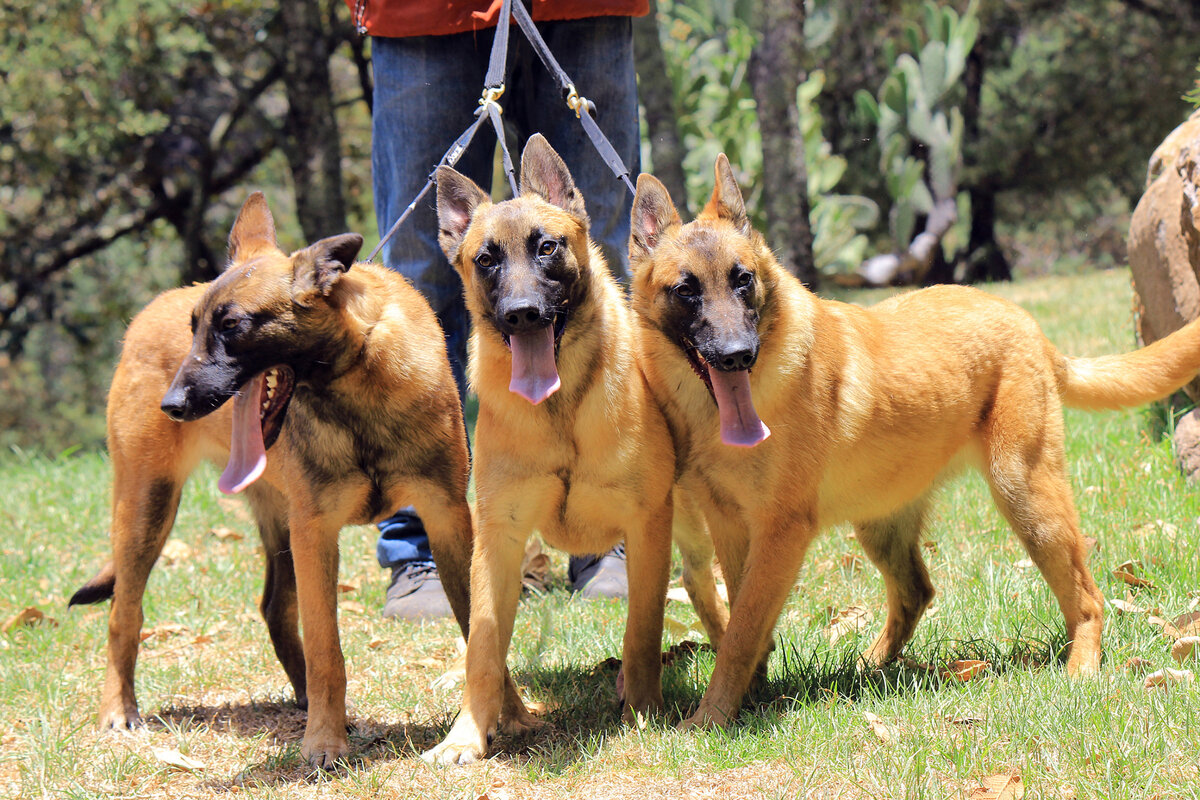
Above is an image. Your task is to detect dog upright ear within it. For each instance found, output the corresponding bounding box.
[520,133,589,222]
[227,191,278,267]
[291,233,363,307]
[436,166,491,265]
[630,173,682,263]
[704,154,752,238]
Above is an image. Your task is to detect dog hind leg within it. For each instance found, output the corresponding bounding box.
[674,489,729,650]
[98,463,184,730]
[982,393,1104,676]
[855,497,936,669]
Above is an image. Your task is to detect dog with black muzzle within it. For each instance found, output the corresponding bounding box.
[69,192,492,768]
[630,154,1200,730]
[422,134,727,765]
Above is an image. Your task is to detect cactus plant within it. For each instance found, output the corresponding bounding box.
[855,0,977,283]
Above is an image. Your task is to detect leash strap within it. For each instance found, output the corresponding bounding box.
[508,0,635,194]
[368,0,635,262]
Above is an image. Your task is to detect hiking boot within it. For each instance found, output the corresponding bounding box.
[569,544,628,599]
[383,560,453,621]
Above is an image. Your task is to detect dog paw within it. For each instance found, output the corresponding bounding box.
[499,706,546,737]
[301,732,350,770]
[422,731,488,767]
[677,702,731,731]
[98,703,143,732]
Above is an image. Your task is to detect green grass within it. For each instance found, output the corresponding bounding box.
[3,269,1200,798]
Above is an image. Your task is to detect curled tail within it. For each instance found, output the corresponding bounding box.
[1060,317,1200,410]
[69,561,115,606]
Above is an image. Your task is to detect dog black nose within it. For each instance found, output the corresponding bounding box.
[161,386,190,421]
[716,348,757,371]
[497,298,547,333]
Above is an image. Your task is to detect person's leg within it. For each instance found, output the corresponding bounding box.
[371,31,495,619]
[509,17,641,596]
[516,16,641,277]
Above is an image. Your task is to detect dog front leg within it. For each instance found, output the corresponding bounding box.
[620,500,673,720]
[289,515,348,769]
[681,511,816,730]
[423,517,530,766]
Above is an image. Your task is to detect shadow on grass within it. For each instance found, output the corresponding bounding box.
[145,625,1070,784]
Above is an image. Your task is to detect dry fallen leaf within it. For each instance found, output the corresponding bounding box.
[968,773,1024,800]
[1171,636,1200,664]
[1124,656,1153,674]
[863,711,894,744]
[141,623,188,641]
[947,714,986,726]
[367,638,386,650]
[1112,560,1155,589]
[663,615,693,637]
[209,525,243,542]
[2,607,57,633]
[337,580,359,594]
[192,634,213,646]
[339,600,365,615]
[151,746,205,772]
[1172,611,1200,638]
[944,660,989,682]
[1144,668,1194,689]
[1147,615,1183,640]
[827,605,873,645]
[841,552,865,572]
[1109,598,1150,615]
[159,539,193,565]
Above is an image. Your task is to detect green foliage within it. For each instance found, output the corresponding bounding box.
[855,0,976,250]
[1183,59,1200,107]
[657,1,876,274]
[798,72,878,273]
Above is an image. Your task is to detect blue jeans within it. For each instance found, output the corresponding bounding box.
[371,16,641,567]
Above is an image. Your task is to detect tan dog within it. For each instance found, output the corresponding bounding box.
[422,135,727,765]
[70,193,477,767]
[628,155,1200,729]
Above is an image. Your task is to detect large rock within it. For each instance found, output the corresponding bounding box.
[1129,109,1200,479]
[1129,108,1200,404]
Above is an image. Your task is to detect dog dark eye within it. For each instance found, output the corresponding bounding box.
[220,316,240,332]
[538,240,558,257]
[673,283,698,299]
[476,253,494,270]
[734,271,753,289]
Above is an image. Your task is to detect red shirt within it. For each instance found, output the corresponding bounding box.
[348,0,649,38]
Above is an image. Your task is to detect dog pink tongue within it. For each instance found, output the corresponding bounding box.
[219,372,267,494]
[509,326,561,404]
[707,365,771,447]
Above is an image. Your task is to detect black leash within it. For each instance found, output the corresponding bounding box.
[366,0,635,263]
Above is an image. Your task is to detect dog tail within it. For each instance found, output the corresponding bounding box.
[69,561,115,606]
[1060,317,1200,410]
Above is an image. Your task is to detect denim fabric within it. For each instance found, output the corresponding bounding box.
[371,15,640,558]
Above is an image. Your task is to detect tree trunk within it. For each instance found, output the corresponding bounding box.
[748,0,817,289]
[279,0,347,240]
[960,45,1011,283]
[633,0,691,219]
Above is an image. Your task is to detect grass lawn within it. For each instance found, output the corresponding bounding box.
[2,268,1199,799]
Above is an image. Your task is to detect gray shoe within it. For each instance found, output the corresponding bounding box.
[569,544,628,599]
[383,561,453,620]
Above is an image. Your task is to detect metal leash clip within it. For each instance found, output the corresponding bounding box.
[478,84,506,116]
[564,84,597,120]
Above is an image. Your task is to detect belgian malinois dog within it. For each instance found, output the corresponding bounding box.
[70,193,482,767]
[422,135,727,765]
[628,155,1200,729]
